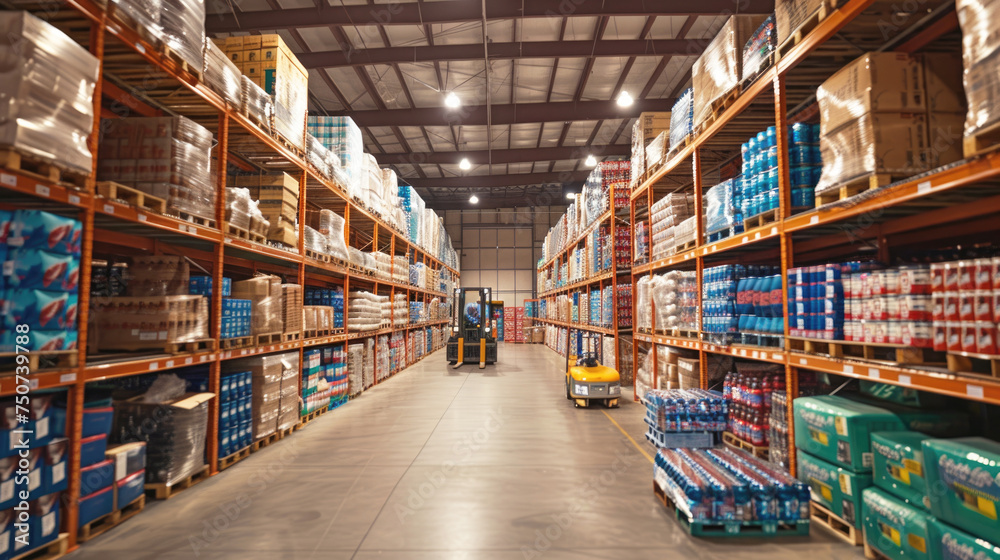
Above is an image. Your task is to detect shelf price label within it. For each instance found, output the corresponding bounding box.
[898,374,912,386]
[0,173,15,187]
[68,194,81,205]
[868,368,880,379]
[966,384,984,399]
[35,184,50,197]
[843,364,854,374]
[809,215,819,225]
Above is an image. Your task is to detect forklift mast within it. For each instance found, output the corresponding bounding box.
[447,287,498,367]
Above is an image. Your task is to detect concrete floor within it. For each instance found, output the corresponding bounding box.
[69,343,864,560]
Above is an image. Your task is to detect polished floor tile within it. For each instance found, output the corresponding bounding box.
[68,343,865,560]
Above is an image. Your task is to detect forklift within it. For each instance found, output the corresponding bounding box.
[447,287,498,368]
[565,329,620,408]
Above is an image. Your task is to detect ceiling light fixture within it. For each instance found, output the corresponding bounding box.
[585,155,597,167]
[566,192,576,200]
[616,90,634,107]
[459,158,471,170]
[445,92,461,108]
[469,195,479,204]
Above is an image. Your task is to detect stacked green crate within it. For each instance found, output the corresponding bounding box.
[797,450,872,528]
[871,432,932,510]
[922,438,1000,545]
[794,395,905,472]
[862,487,934,560]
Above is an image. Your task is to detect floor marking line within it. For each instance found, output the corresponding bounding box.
[601,409,654,464]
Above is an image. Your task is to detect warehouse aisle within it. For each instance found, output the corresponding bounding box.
[69,344,860,560]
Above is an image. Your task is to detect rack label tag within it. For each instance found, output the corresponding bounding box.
[967,385,984,399]
[35,184,50,197]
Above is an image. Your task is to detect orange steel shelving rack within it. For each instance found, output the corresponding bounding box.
[628,0,1000,478]
[0,1,457,552]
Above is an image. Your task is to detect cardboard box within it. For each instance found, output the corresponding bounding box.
[267,219,296,246]
[244,62,263,81]
[793,395,905,472]
[862,488,934,560]
[636,112,671,142]
[871,431,930,510]
[104,442,146,482]
[237,171,300,195]
[922,437,1000,542]
[241,35,262,50]
[113,393,213,485]
[817,53,926,136]
[928,518,1000,560]
[797,450,873,529]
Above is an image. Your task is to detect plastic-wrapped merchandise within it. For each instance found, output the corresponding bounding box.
[308,116,363,195]
[650,192,695,260]
[0,12,100,175]
[346,343,364,395]
[91,295,208,349]
[232,275,283,336]
[706,448,811,522]
[644,389,727,433]
[670,89,694,150]
[113,386,211,485]
[241,75,273,132]
[159,0,205,71]
[303,225,325,254]
[202,38,241,108]
[321,211,350,261]
[225,187,269,235]
[958,0,1000,135]
[691,15,768,128]
[108,0,162,41]
[742,15,776,83]
[347,291,382,332]
[674,216,697,247]
[98,116,215,222]
[815,112,930,194]
[704,180,739,237]
[306,134,332,179]
[126,255,189,297]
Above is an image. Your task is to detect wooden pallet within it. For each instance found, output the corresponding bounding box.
[78,495,146,543]
[96,181,167,213]
[241,108,271,132]
[815,173,893,206]
[671,239,698,254]
[722,431,770,461]
[251,430,280,451]
[0,148,89,189]
[787,337,944,366]
[161,45,203,80]
[743,207,781,232]
[963,119,1000,159]
[305,249,331,263]
[255,331,283,346]
[946,352,1000,378]
[175,211,216,229]
[145,466,209,500]
[0,351,78,373]
[220,336,252,349]
[776,0,843,61]
[810,501,862,546]
[281,331,301,342]
[295,405,329,430]
[164,338,217,354]
[862,528,892,560]
[12,533,69,560]
[272,132,304,157]
[225,223,266,244]
[218,446,251,471]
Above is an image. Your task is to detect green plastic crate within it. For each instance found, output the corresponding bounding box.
[922,438,1000,543]
[797,450,873,529]
[927,518,1000,560]
[794,395,905,472]
[871,431,931,510]
[862,487,933,560]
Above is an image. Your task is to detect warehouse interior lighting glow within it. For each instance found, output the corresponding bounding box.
[459,158,471,170]
[616,91,634,107]
[445,92,461,108]
[469,195,479,204]
[566,192,575,199]
[585,154,597,167]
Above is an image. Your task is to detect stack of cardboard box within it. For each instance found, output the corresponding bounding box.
[232,275,284,337]
[221,35,308,151]
[630,112,671,184]
[280,284,302,337]
[691,15,768,128]
[233,172,299,247]
[815,52,964,196]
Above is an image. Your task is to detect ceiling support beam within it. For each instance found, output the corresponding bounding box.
[383,144,628,166]
[405,170,591,189]
[206,0,776,33]
[295,39,706,68]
